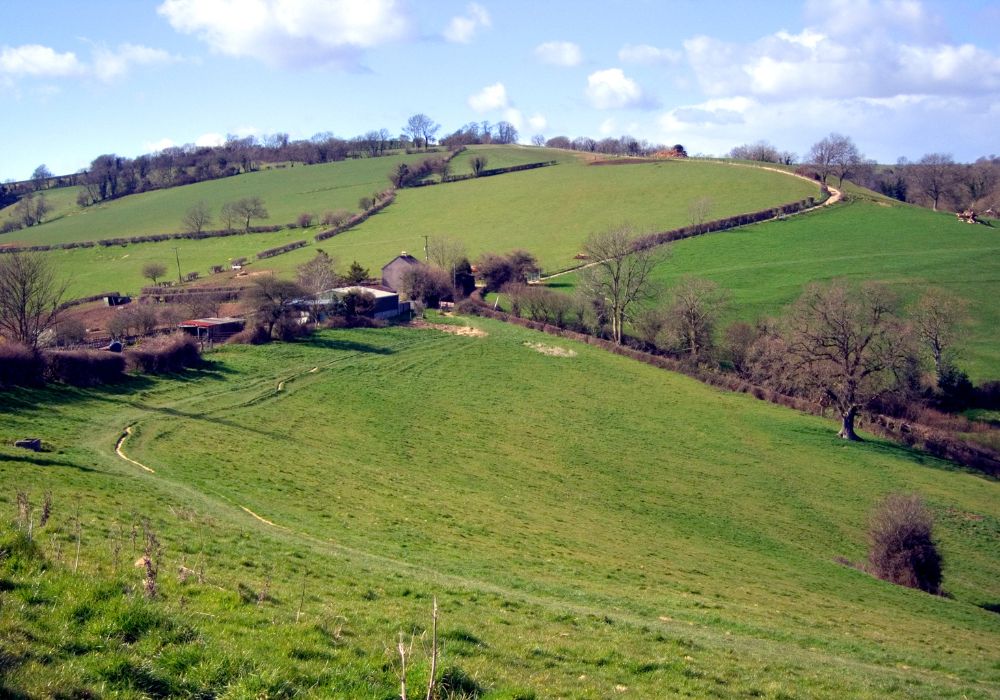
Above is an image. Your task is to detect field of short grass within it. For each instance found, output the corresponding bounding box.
[550,199,1000,381]
[2,318,997,698]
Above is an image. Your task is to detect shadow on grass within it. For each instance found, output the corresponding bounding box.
[0,452,97,472]
[979,602,1000,615]
[298,336,394,355]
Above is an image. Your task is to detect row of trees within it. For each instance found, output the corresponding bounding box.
[440,120,519,149]
[542,135,673,157]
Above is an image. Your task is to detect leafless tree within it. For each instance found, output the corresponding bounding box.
[688,196,713,231]
[244,275,305,338]
[785,280,913,440]
[427,236,467,284]
[31,164,52,191]
[471,156,488,176]
[495,121,518,144]
[182,201,212,235]
[531,134,545,147]
[15,193,50,227]
[220,201,238,231]
[0,251,68,347]
[231,196,269,232]
[403,114,440,151]
[142,261,167,285]
[296,249,338,296]
[910,288,969,384]
[809,133,858,186]
[910,153,955,211]
[663,276,730,362]
[578,224,666,345]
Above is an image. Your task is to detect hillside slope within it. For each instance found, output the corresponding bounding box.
[2,319,997,698]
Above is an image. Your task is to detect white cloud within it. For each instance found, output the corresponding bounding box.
[618,43,681,65]
[534,41,582,67]
[585,68,645,109]
[158,0,409,68]
[683,1,1000,101]
[468,82,508,112]
[527,113,547,132]
[195,132,226,147]
[0,45,83,78]
[144,137,177,152]
[443,3,491,44]
[92,44,177,82]
[598,117,616,136]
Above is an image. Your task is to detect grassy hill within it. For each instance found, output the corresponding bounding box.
[2,318,998,698]
[548,199,1000,381]
[6,152,818,299]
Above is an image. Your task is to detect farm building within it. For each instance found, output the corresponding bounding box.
[322,286,404,320]
[178,317,245,342]
[381,252,421,292]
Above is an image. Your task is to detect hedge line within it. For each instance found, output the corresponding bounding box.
[406,160,558,188]
[0,225,288,255]
[315,190,397,242]
[257,240,307,259]
[58,291,121,310]
[462,301,1000,476]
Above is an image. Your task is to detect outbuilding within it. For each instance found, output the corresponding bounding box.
[178,317,245,342]
[381,252,421,292]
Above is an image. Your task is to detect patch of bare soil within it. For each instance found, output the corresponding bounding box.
[410,319,488,337]
[524,341,576,358]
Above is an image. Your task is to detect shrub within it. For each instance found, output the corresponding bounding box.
[52,318,87,347]
[0,343,44,387]
[124,334,200,374]
[868,493,942,594]
[297,212,314,228]
[321,209,352,227]
[226,325,271,345]
[44,349,125,386]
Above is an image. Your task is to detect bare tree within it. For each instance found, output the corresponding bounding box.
[688,196,713,231]
[663,276,730,362]
[15,193,50,227]
[911,153,955,211]
[220,201,238,231]
[31,164,53,191]
[427,236,467,284]
[578,224,665,345]
[0,251,68,347]
[910,288,969,384]
[244,276,305,338]
[785,280,913,440]
[142,261,168,285]
[296,249,338,296]
[471,156,488,176]
[403,114,440,151]
[231,196,269,232]
[809,133,857,186]
[531,134,546,147]
[182,201,212,235]
[495,121,518,144]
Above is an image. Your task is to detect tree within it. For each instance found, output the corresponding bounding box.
[785,280,913,440]
[14,193,50,227]
[403,114,440,151]
[231,196,268,232]
[688,196,713,231]
[531,134,546,147]
[398,263,454,307]
[182,201,212,235]
[663,276,730,362]
[220,202,238,231]
[809,133,857,185]
[471,156,488,176]
[297,249,338,296]
[475,250,539,292]
[577,224,665,345]
[868,493,942,594]
[142,261,168,285]
[244,276,305,338]
[911,153,955,211]
[728,141,781,163]
[343,260,370,284]
[31,164,52,190]
[427,236,467,285]
[495,121,518,144]
[910,288,969,385]
[0,251,68,348]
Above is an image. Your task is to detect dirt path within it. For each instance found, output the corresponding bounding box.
[539,166,842,281]
[115,426,155,473]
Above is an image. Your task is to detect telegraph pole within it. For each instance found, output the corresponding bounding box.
[173,247,182,283]
[423,235,429,261]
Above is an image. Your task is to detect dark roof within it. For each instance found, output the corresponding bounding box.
[178,317,245,328]
[381,254,420,271]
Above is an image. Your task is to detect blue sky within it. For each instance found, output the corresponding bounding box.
[2,0,999,181]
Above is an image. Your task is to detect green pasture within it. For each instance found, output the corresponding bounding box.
[1,318,998,698]
[550,200,1000,381]
[446,144,580,176]
[0,152,432,247]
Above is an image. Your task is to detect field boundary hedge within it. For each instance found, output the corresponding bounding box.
[315,189,396,242]
[462,298,1000,476]
[0,224,290,255]
[406,160,558,189]
[257,240,307,260]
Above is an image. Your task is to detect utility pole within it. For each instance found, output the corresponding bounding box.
[423,235,429,262]
[173,247,182,283]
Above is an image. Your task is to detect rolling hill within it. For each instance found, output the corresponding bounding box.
[2,318,998,698]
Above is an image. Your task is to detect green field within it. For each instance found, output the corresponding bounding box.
[10,154,818,299]
[2,318,998,698]
[549,199,1000,381]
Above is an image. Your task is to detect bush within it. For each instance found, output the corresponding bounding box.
[0,343,44,387]
[226,325,271,345]
[124,334,200,374]
[297,212,314,228]
[52,318,87,347]
[44,349,125,386]
[321,209,352,227]
[868,493,943,594]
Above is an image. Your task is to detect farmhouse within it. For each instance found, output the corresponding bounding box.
[381,252,421,292]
